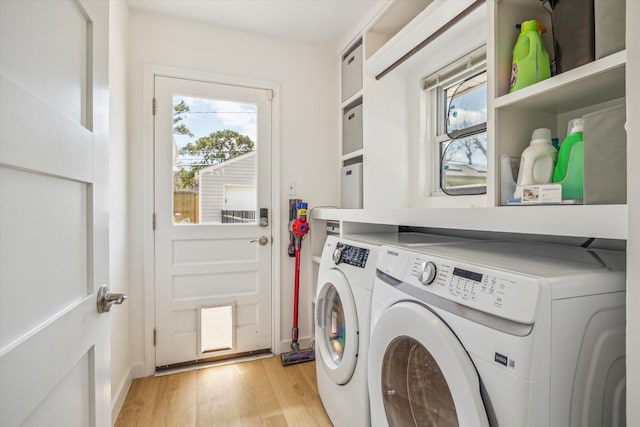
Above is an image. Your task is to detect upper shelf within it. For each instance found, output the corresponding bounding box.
[364,0,485,78]
[364,0,431,60]
[494,50,627,114]
[311,205,627,240]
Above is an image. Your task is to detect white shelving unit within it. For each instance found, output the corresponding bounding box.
[492,50,626,112]
[341,149,363,163]
[340,37,365,210]
[312,205,627,240]
[489,0,627,209]
[324,0,628,240]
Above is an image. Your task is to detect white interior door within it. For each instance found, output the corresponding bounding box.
[154,75,273,368]
[0,1,111,426]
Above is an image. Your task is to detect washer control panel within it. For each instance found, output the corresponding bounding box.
[378,249,540,324]
[333,243,370,268]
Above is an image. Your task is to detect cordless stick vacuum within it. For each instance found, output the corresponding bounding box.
[281,201,315,366]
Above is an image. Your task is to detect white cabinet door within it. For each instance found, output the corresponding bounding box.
[0,1,111,425]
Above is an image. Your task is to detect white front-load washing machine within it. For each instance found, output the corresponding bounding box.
[315,233,468,427]
[368,240,626,427]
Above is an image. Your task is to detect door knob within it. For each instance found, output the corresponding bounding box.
[97,285,128,313]
[250,236,270,246]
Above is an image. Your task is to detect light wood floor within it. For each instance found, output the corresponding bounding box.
[115,356,333,427]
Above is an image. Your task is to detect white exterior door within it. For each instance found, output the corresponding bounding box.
[154,76,273,368]
[0,1,111,426]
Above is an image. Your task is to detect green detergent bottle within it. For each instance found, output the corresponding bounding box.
[553,118,584,201]
[509,20,551,92]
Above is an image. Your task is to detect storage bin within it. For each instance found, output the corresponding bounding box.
[342,102,363,155]
[342,40,363,101]
[341,162,363,209]
[548,0,594,74]
[583,101,627,204]
[595,0,625,59]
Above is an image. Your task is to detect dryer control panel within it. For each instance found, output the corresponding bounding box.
[378,248,540,324]
[415,256,538,324]
[333,243,370,268]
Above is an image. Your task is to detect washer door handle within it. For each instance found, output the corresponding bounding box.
[316,296,326,329]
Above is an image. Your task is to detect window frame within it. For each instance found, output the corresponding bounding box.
[424,48,487,197]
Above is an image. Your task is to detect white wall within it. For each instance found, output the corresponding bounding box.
[108,0,131,420]
[360,4,486,209]
[361,70,410,208]
[127,11,340,376]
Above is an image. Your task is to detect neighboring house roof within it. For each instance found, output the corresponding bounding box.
[198,151,256,174]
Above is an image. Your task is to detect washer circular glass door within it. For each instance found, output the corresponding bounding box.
[315,268,359,385]
[368,301,489,427]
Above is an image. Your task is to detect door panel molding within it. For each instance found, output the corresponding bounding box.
[0,77,93,182]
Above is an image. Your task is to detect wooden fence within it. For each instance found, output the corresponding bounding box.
[174,192,199,224]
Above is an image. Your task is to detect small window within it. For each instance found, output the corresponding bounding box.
[425,48,487,196]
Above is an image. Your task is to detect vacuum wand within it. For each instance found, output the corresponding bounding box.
[291,234,302,351]
[281,201,315,366]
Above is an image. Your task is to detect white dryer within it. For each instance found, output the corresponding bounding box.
[368,240,626,427]
[315,233,468,427]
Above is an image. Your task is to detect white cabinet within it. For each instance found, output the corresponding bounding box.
[490,0,627,208]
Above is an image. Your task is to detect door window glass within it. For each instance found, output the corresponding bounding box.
[323,285,346,364]
[381,336,458,427]
[172,96,257,224]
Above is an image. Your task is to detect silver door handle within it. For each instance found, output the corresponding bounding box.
[97,285,128,313]
[250,236,270,246]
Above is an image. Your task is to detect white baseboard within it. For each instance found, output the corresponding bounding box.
[111,366,133,426]
[131,361,153,379]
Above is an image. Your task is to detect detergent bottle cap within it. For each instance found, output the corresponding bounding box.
[530,127,552,143]
[520,20,546,34]
[567,118,584,135]
[521,20,537,33]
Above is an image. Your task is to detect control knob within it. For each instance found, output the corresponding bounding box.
[418,261,437,285]
[332,247,343,265]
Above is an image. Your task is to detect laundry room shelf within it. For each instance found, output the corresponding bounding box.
[311,205,627,240]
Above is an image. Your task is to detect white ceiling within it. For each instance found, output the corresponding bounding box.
[127,0,387,47]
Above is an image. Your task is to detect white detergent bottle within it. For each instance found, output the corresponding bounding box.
[513,128,558,200]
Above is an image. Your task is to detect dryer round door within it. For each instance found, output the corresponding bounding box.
[368,301,489,427]
[315,268,359,385]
